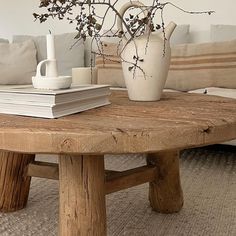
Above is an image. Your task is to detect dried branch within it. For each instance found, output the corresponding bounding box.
[34,0,214,75]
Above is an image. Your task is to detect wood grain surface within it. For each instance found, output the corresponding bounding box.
[0,151,35,212]
[147,151,183,213]
[0,91,235,154]
[59,155,106,236]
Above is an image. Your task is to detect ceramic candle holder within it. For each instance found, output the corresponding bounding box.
[32,59,72,90]
[32,33,72,90]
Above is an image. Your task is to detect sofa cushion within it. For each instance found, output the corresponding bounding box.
[188,87,236,99]
[13,33,84,76]
[166,40,236,91]
[95,42,125,87]
[0,38,9,43]
[211,25,236,42]
[170,24,190,45]
[0,40,37,84]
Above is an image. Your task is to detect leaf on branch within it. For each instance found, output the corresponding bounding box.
[82,34,86,41]
[142,17,149,24]
[128,66,134,71]
[88,29,93,37]
[95,23,102,31]
[87,15,96,24]
[40,0,50,8]
[156,24,161,30]
[86,0,91,6]
[33,13,39,19]
[118,31,124,38]
[75,32,81,39]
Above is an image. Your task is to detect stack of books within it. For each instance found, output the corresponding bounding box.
[0,84,110,118]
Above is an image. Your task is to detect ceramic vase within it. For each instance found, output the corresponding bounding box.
[117,1,176,101]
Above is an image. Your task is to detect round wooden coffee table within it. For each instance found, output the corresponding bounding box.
[0,91,235,236]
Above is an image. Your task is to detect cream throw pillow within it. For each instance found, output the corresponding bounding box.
[166,40,236,91]
[211,25,236,42]
[13,33,84,76]
[0,38,9,43]
[0,40,37,84]
[170,24,190,45]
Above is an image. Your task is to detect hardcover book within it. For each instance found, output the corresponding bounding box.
[0,84,110,118]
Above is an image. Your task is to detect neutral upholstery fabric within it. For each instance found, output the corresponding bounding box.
[96,42,125,87]
[0,40,37,84]
[97,67,125,87]
[13,33,84,76]
[211,25,236,42]
[0,38,8,43]
[169,24,190,45]
[166,40,236,91]
[95,25,190,87]
[189,87,236,99]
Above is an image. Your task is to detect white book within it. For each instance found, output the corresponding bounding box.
[0,95,110,118]
[0,84,111,118]
[0,84,110,105]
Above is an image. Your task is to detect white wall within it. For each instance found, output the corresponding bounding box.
[0,0,236,41]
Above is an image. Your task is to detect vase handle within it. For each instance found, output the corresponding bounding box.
[117,1,147,41]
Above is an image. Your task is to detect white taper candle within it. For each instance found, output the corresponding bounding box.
[46,34,56,59]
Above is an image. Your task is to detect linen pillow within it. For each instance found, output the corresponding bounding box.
[166,40,236,91]
[85,30,126,67]
[211,25,236,42]
[0,38,9,43]
[95,42,126,87]
[152,25,190,45]
[13,32,84,76]
[95,25,190,87]
[0,40,37,84]
[170,24,190,45]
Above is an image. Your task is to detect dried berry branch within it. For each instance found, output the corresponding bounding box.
[34,0,214,76]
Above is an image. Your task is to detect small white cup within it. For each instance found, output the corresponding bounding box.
[72,67,97,85]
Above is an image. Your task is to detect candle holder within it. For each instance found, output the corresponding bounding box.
[32,59,72,90]
[32,33,72,90]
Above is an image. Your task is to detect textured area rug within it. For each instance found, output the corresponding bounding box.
[0,146,235,236]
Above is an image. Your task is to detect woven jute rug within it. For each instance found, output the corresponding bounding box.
[0,145,235,236]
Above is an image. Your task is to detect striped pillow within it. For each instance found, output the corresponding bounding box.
[166,40,236,91]
[95,42,126,87]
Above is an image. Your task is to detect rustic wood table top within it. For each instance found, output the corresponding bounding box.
[0,90,235,236]
[0,91,235,154]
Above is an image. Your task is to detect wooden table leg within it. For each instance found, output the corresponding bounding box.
[147,151,183,213]
[59,154,106,236]
[0,151,35,212]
